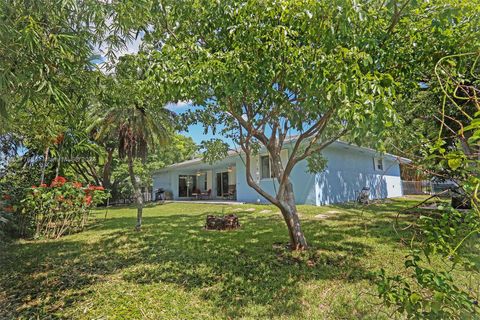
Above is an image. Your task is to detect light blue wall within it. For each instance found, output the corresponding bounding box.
[153,142,404,205]
[235,155,317,205]
[314,145,402,205]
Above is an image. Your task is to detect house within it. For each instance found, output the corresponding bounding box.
[152,139,410,205]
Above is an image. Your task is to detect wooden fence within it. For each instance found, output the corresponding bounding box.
[108,191,153,206]
[402,180,457,196]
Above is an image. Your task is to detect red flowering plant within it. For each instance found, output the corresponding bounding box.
[22,177,109,239]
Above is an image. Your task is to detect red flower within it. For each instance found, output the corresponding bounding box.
[31,185,37,189]
[56,195,65,201]
[2,194,11,200]
[72,182,82,188]
[95,186,105,191]
[4,205,14,213]
[51,176,67,187]
[39,183,48,188]
[84,195,92,206]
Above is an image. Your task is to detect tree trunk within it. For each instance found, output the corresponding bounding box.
[40,147,49,184]
[127,155,143,231]
[278,181,308,250]
[269,150,308,250]
[55,153,61,177]
[102,148,114,190]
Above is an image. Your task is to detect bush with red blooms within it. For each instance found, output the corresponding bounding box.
[21,177,108,239]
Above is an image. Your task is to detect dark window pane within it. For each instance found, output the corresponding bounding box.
[222,172,229,194]
[216,173,222,196]
[179,175,196,197]
[261,155,270,179]
[377,159,383,170]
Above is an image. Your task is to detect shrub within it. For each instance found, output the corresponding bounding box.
[19,177,108,239]
[0,158,49,239]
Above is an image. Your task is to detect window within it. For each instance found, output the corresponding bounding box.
[216,171,229,196]
[374,158,384,171]
[260,155,272,179]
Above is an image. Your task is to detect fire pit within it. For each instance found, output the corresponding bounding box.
[205,214,240,230]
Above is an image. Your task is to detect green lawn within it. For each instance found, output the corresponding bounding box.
[1,197,478,319]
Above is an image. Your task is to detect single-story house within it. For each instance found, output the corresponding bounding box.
[152,139,410,205]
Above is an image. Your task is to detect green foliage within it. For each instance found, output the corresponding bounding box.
[93,56,176,162]
[420,208,480,260]
[201,139,230,165]
[376,252,477,319]
[148,134,199,167]
[375,52,480,319]
[149,0,410,142]
[306,153,328,174]
[376,207,480,319]
[0,158,47,238]
[102,134,197,200]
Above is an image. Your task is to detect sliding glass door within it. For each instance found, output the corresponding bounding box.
[178,175,197,197]
[216,172,229,197]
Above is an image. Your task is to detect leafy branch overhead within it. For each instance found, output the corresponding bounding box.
[201,139,230,165]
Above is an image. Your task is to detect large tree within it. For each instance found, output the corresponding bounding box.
[143,0,479,249]
[0,0,147,186]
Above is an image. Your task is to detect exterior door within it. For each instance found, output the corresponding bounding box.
[216,172,229,197]
[179,175,197,197]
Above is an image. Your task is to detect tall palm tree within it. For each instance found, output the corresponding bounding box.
[94,55,175,230]
[95,102,174,230]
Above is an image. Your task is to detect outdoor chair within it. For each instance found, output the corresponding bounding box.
[200,189,212,200]
[224,185,236,200]
[155,188,166,204]
[191,188,202,200]
[356,187,370,205]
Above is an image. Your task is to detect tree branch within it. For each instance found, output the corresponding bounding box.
[238,132,280,206]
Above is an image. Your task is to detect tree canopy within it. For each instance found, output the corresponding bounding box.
[138,0,480,248]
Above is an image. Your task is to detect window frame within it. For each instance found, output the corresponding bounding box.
[260,155,273,180]
[373,157,384,171]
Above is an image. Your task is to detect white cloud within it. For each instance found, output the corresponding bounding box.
[166,100,194,110]
[116,34,143,57]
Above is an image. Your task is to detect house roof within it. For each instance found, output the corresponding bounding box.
[154,138,411,173]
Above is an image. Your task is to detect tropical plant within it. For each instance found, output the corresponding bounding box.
[0,157,48,238]
[375,52,480,319]
[12,176,108,239]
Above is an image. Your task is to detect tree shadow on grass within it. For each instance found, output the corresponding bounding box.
[0,204,415,319]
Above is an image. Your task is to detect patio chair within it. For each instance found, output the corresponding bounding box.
[356,187,370,205]
[200,189,212,200]
[224,185,236,200]
[191,188,201,200]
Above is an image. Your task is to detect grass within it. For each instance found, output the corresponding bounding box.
[0,196,478,319]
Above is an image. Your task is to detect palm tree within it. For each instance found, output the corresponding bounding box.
[93,54,175,229]
[95,102,174,230]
